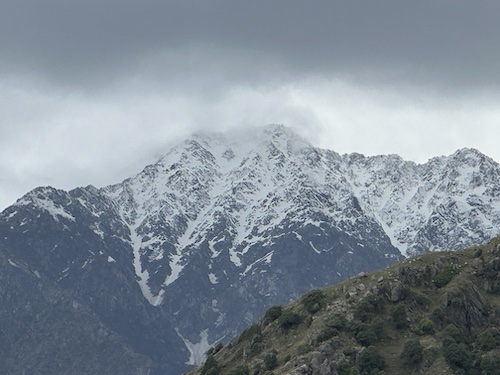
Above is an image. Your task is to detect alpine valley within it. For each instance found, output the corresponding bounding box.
[2,125,500,374]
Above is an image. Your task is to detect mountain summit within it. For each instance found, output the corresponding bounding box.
[1,125,500,374]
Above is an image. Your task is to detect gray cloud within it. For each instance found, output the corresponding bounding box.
[1,1,500,210]
[2,0,500,93]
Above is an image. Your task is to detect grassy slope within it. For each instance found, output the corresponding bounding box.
[191,238,500,375]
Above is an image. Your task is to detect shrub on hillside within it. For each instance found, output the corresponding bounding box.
[263,351,278,370]
[337,360,360,375]
[201,354,219,375]
[419,317,435,335]
[263,305,283,324]
[315,327,339,344]
[279,312,303,330]
[443,323,466,345]
[480,353,500,375]
[356,328,378,347]
[228,365,249,375]
[477,329,497,351]
[400,338,423,367]
[239,324,261,342]
[443,342,472,371]
[359,346,385,375]
[433,266,455,288]
[301,289,326,314]
[354,294,384,322]
[326,313,347,330]
[390,305,408,330]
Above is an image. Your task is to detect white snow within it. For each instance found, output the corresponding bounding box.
[35,198,75,222]
[176,329,213,366]
[208,273,218,284]
[163,251,184,287]
[129,223,165,306]
[208,238,224,258]
[93,227,105,238]
[228,248,242,267]
[309,241,321,254]
[107,256,116,263]
[7,259,19,268]
[242,251,274,276]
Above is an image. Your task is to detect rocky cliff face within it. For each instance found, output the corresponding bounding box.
[1,125,500,374]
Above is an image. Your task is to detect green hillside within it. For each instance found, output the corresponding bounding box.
[190,238,500,375]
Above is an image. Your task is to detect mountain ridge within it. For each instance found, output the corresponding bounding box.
[2,125,500,374]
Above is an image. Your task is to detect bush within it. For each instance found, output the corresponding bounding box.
[337,360,360,375]
[359,346,385,375]
[264,305,283,324]
[301,289,326,314]
[228,365,250,375]
[326,314,347,330]
[279,312,303,330]
[400,338,423,367]
[443,342,471,370]
[480,354,500,375]
[347,320,365,335]
[239,324,261,342]
[201,354,219,375]
[419,317,434,335]
[443,324,465,344]
[355,300,377,322]
[355,320,384,346]
[356,328,379,346]
[315,327,338,343]
[413,292,431,306]
[477,329,496,351]
[433,266,455,288]
[430,307,444,324]
[391,305,408,330]
[263,351,278,370]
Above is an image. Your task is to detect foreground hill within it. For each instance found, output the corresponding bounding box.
[193,238,500,375]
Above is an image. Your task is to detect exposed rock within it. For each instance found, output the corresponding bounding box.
[288,364,311,375]
[383,280,405,302]
[441,281,489,329]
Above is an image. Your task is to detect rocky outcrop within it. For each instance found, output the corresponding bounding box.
[441,281,489,330]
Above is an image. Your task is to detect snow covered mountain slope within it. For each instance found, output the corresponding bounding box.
[1,125,500,374]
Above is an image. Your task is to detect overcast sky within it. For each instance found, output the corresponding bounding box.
[1,0,500,211]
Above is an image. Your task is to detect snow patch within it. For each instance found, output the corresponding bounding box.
[309,241,321,254]
[242,251,274,276]
[228,247,242,267]
[107,256,116,263]
[177,329,212,366]
[7,259,19,268]
[208,273,218,284]
[129,223,165,306]
[93,227,105,238]
[164,251,184,286]
[35,198,75,222]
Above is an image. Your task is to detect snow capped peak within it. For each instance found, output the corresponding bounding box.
[37,125,498,305]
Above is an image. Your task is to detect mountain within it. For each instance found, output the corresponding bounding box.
[1,125,500,374]
[190,238,500,375]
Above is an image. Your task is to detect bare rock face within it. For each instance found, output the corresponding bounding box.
[442,282,489,329]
